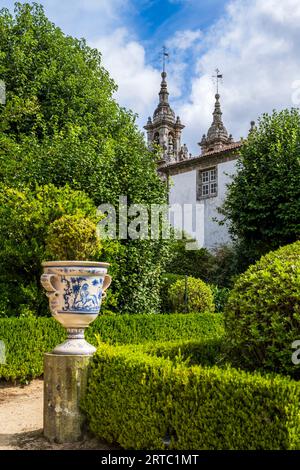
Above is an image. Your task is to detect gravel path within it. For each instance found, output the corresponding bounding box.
[0,380,118,450]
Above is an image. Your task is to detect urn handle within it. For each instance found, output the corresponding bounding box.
[40,273,60,316]
[102,274,112,299]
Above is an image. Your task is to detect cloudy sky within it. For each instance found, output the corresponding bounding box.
[2,0,300,153]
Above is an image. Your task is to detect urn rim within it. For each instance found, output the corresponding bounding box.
[42,260,110,268]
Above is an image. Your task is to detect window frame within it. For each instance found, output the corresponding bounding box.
[197,166,218,200]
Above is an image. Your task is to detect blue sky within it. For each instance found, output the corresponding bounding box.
[2,0,300,153]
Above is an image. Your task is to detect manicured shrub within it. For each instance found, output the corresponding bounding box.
[0,318,66,382]
[142,338,224,367]
[45,214,102,260]
[0,313,224,381]
[224,241,300,377]
[89,312,223,345]
[83,342,300,450]
[169,276,214,314]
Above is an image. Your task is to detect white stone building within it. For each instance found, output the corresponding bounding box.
[144,71,247,251]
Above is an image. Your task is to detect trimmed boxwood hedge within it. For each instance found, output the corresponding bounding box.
[83,342,300,450]
[0,318,65,382]
[224,241,300,377]
[0,313,224,381]
[142,338,223,367]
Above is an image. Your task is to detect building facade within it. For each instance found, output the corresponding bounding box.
[144,71,243,250]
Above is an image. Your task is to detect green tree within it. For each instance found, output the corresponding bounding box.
[221,109,300,261]
[0,3,171,314]
[0,184,99,317]
[0,2,117,140]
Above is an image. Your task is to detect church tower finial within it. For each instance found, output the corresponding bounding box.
[144,47,187,164]
[159,46,169,104]
[199,70,234,154]
[159,70,169,104]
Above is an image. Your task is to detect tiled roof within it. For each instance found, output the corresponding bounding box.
[201,141,242,156]
[159,141,242,172]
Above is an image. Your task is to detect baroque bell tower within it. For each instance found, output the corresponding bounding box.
[144,49,188,164]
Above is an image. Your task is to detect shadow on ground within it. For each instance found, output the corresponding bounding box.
[1,429,121,450]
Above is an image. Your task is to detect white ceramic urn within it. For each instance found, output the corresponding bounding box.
[41,261,111,355]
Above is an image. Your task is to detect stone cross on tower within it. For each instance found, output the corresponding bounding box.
[212,68,223,95]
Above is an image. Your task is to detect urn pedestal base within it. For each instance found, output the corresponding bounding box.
[52,328,96,355]
[44,353,92,443]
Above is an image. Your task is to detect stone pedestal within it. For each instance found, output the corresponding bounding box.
[44,353,92,443]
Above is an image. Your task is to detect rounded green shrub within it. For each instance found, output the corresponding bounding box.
[168,276,215,314]
[224,241,300,377]
[45,214,102,261]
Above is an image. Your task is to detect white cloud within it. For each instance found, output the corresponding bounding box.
[92,28,161,116]
[176,0,300,154]
[86,0,300,156]
[167,29,202,50]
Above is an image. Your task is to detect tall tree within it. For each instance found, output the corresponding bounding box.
[221,109,300,261]
[0,2,170,315]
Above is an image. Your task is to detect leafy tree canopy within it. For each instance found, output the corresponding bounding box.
[221,108,300,261]
[0,2,171,315]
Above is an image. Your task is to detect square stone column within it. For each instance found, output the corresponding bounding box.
[44,353,92,443]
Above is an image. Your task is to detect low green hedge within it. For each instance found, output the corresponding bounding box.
[0,313,224,381]
[141,338,223,367]
[0,318,65,382]
[83,342,300,450]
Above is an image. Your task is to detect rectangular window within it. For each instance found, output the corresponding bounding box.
[197,166,218,199]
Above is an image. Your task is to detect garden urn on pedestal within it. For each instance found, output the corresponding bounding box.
[41,261,111,355]
[41,260,111,442]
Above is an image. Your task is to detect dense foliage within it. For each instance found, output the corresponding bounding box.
[164,239,241,289]
[159,273,184,312]
[210,285,230,313]
[168,276,215,314]
[0,184,99,317]
[224,241,300,378]
[0,313,224,381]
[164,239,214,281]
[0,3,171,314]
[222,109,300,261]
[83,342,300,450]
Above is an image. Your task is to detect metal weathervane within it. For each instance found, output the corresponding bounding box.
[212,68,223,94]
[161,45,169,73]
